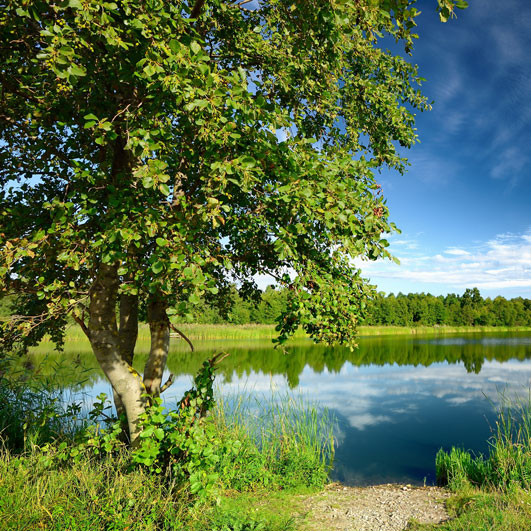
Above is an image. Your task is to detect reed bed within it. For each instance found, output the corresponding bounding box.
[29,324,531,355]
[436,389,531,491]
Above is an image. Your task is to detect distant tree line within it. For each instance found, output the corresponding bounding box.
[185,286,531,328]
[363,288,531,327]
[1,287,530,328]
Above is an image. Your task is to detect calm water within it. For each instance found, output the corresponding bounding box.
[28,332,531,486]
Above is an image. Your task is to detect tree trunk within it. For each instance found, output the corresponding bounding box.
[143,298,170,397]
[112,291,139,436]
[88,263,146,445]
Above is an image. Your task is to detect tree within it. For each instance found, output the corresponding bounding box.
[0,0,466,444]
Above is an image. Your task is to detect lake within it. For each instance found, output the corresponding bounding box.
[26,331,531,486]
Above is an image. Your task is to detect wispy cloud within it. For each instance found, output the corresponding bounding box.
[390,239,419,250]
[359,228,531,295]
[444,248,470,256]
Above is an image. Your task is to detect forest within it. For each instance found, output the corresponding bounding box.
[2,287,529,328]
[171,286,531,328]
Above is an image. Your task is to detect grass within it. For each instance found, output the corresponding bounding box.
[0,450,193,530]
[214,390,335,491]
[410,485,531,531]
[411,390,531,530]
[357,325,531,337]
[0,448,308,530]
[28,323,531,356]
[436,390,531,491]
[0,357,333,530]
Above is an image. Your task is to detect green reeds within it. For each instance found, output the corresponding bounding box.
[0,448,192,530]
[212,389,335,491]
[358,325,531,337]
[0,386,334,529]
[0,356,87,452]
[436,389,531,491]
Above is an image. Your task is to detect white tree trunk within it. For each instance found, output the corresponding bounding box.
[88,263,146,445]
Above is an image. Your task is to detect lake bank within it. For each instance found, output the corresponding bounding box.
[30,323,531,350]
[3,335,531,529]
[22,330,531,487]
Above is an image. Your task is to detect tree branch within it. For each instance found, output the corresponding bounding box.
[190,0,206,19]
[73,314,91,339]
[160,373,175,393]
[169,323,195,352]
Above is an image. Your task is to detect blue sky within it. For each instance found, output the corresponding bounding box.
[356,0,531,299]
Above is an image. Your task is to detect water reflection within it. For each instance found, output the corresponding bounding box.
[23,332,531,486]
[24,332,531,387]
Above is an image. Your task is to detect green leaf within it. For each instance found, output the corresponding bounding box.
[190,41,201,55]
[151,261,164,274]
[142,176,154,189]
[68,64,87,77]
[169,39,180,53]
[188,293,201,305]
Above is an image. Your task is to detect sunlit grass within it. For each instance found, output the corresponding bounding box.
[213,389,335,491]
[358,325,531,336]
[28,323,531,356]
[0,356,333,530]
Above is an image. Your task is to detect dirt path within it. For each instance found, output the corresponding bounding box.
[298,483,451,530]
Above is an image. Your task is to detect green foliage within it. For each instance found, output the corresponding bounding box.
[0,445,311,530]
[428,390,531,530]
[409,487,531,531]
[13,357,332,507]
[363,289,531,328]
[216,392,335,491]
[1,0,466,352]
[0,448,194,530]
[0,295,13,319]
[166,286,531,328]
[206,505,296,531]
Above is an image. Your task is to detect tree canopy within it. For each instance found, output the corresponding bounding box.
[0,0,466,442]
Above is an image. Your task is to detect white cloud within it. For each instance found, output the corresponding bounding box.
[392,239,419,250]
[444,248,470,256]
[360,228,531,295]
[347,413,393,431]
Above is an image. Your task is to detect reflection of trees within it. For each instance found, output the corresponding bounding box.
[20,334,531,389]
[15,349,102,390]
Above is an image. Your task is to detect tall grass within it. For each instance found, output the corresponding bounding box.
[436,389,531,491]
[358,325,531,337]
[0,357,87,451]
[213,390,335,491]
[0,449,193,530]
[0,361,333,529]
[29,323,531,355]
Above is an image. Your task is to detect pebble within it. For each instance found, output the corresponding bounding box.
[300,483,450,531]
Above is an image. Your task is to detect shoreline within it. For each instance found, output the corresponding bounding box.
[27,323,531,351]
